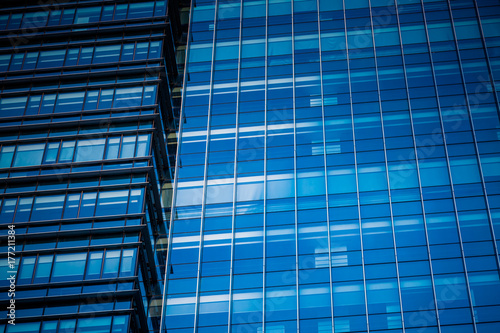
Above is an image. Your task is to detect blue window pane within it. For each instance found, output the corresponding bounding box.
[59,319,76,332]
[114,4,128,20]
[47,10,62,26]
[41,321,58,333]
[98,89,114,109]
[143,86,157,105]
[86,251,103,279]
[400,276,435,311]
[149,41,162,59]
[135,42,149,60]
[294,0,317,12]
[0,14,8,30]
[0,146,15,168]
[333,281,366,316]
[102,250,121,278]
[366,279,401,314]
[31,195,65,221]
[192,5,215,22]
[358,164,388,191]
[105,137,120,159]
[33,255,53,284]
[128,188,144,214]
[37,50,66,69]
[7,14,22,29]
[18,256,36,284]
[419,159,450,186]
[112,315,130,332]
[58,141,75,162]
[51,253,87,282]
[128,2,155,19]
[136,135,150,157]
[265,286,297,321]
[6,322,40,333]
[113,87,143,108]
[268,38,292,56]
[299,284,331,319]
[13,143,44,167]
[74,139,105,162]
[120,249,137,277]
[93,45,121,64]
[74,7,101,24]
[40,94,56,114]
[0,54,11,71]
[120,136,136,158]
[297,170,326,197]
[0,96,27,117]
[434,274,470,308]
[79,192,97,218]
[449,156,481,184]
[18,52,36,71]
[25,95,41,115]
[242,40,265,58]
[13,197,32,222]
[42,142,59,164]
[401,25,427,44]
[96,190,129,216]
[198,293,229,326]
[54,92,85,113]
[0,199,17,224]
[83,91,99,110]
[243,0,266,18]
[77,47,93,66]
[76,316,112,333]
[218,1,240,20]
[9,53,24,71]
[427,22,454,42]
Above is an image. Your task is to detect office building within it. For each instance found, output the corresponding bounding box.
[162,0,500,332]
[0,0,187,332]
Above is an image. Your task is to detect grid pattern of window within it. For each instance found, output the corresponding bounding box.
[165,0,500,332]
[0,134,151,168]
[0,0,186,332]
[2,315,130,333]
[0,85,158,118]
[0,40,162,73]
[0,187,145,223]
[0,1,166,31]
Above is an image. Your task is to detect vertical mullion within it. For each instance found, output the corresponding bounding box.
[55,139,62,165]
[47,251,57,284]
[420,1,478,332]
[26,193,35,223]
[315,0,335,331]
[227,0,244,331]
[342,0,371,331]
[193,0,219,331]
[59,183,70,223]
[393,0,442,330]
[75,190,84,219]
[367,1,406,332]
[31,254,39,285]
[116,248,124,280]
[290,1,300,331]
[263,0,269,331]
[447,0,500,273]
[472,0,500,114]
[160,0,196,327]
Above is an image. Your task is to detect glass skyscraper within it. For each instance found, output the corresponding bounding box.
[0,1,187,332]
[163,0,500,332]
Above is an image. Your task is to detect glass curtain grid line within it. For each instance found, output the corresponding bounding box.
[161,0,500,332]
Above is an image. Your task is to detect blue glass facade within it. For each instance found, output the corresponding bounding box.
[163,0,500,332]
[0,1,187,332]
